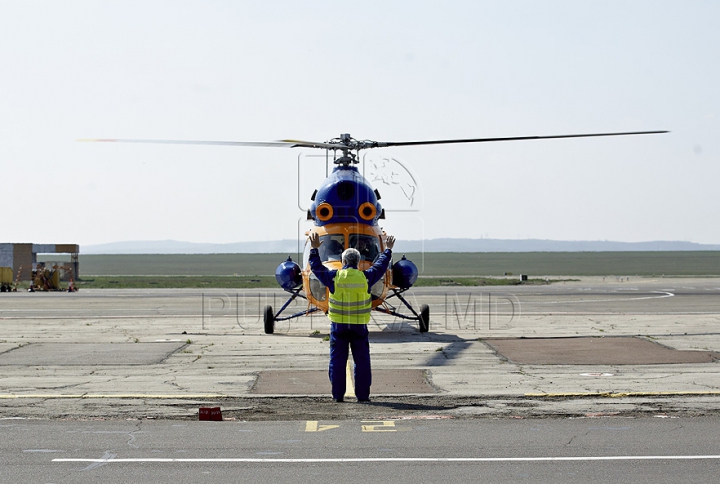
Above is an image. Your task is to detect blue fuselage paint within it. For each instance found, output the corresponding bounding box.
[310,166,382,226]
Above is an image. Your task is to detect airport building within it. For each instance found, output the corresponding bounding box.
[0,243,80,282]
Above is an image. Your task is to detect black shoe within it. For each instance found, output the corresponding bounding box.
[357,399,371,403]
[333,398,344,403]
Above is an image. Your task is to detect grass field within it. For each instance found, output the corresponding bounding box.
[34,251,720,289]
[406,251,720,277]
[70,275,556,289]
[44,251,720,277]
[75,275,278,289]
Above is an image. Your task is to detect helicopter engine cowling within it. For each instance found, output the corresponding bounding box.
[275,256,302,290]
[392,255,418,289]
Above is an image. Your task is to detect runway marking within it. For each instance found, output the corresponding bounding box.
[0,394,229,399]
[530,291,675,306]
[53,455,720,464]
[362,420,397,432]
[526,390,720,398]
[345,359,354,399]
[305,421,339,432]
[0,315,201,320]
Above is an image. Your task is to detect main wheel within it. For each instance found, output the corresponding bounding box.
[418,304,430,333]
[263,305,275,334]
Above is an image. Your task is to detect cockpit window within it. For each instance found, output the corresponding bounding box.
[302,233,380,265]
[318,234,345,262]
[349,234,380,261]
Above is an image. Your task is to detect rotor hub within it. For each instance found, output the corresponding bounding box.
[328,133,365,165]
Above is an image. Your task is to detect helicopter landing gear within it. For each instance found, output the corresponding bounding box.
[419,304,430,333]
[374,289,430,333]
[263,305,275,334]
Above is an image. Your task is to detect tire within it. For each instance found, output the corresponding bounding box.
[263,305,275,334]
[419,304,430,333]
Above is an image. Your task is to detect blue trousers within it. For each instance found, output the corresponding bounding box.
[328,323,371,400]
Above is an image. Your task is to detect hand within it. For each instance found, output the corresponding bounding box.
[309,232,322,249]
[385,235,395,250]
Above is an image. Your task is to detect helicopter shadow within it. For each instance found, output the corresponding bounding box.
[369,324,469,344]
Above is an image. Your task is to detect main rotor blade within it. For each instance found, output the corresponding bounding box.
[79,130,669,152]
[77,138,299,148]
[78,138,349,150]
[279,139,347,150]
[371,130,669,148]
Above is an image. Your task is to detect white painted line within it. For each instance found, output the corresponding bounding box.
[0,315,200,320]
[345,359,354,398]
[533,291,675,306]
[0,394,228,399]
[54,455,720,463]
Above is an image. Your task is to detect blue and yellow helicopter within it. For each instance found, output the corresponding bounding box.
[84,130,667,334]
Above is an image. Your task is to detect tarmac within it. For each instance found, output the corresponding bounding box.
[1,276,719,420]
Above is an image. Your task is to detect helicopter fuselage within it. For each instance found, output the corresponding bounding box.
[272,162,421,329]
[302,165,392,312]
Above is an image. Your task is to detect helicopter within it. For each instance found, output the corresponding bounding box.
[82,129,667,334]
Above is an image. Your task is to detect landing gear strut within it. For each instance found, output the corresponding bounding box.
[373,289,430,333]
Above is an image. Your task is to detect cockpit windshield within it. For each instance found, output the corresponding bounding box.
[301,233,381,266]
[302,234,345,267]
[349,234,380,262]
[318,234,345,262]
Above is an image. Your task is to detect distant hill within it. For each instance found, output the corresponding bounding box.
[82,238,720,254]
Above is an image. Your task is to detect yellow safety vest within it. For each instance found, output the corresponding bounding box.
[328,268,372,324]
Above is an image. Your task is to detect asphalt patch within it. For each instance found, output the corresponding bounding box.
[252,369,434,395]
[0,342,186,366]
[483,336,720,365]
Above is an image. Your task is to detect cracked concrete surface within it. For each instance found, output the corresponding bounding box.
[0,278,719,419]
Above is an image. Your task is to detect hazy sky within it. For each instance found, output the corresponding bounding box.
[1,1,718,247]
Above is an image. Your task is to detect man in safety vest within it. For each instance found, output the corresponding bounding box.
[308,232,395,402]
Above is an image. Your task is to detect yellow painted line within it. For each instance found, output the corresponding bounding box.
[362,420,397,432]
[526,391,720,398]
[305,421,339,432]
[0,394,229,399]
[344,359,354,399]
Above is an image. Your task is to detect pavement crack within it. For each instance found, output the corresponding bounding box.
[35,382,86,391]
[164,377,188,392]
[127,422,142,448]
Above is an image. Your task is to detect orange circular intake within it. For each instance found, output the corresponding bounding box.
[358,202,377,221]
[316,202,334,221]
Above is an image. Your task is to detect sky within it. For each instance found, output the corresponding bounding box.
[1,1,718,247]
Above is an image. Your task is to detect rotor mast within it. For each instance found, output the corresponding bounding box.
[331,133,361,166]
